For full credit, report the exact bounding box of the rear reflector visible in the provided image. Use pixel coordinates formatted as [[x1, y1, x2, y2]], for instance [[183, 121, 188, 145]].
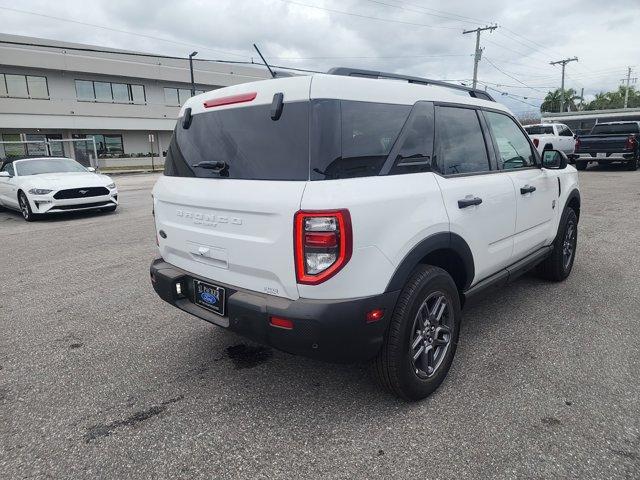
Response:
[[269, 316, 294, 330], [204, 92, 257, 109], [366, 309, 385, 323]]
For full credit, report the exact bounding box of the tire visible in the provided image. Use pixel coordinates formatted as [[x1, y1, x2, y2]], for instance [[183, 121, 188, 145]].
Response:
[[537, 208, 578, 282], [575, 161, 588, 171], [18, 192, 38, 222], [626, 158, 638, 171], [372, 265, 461, 401]]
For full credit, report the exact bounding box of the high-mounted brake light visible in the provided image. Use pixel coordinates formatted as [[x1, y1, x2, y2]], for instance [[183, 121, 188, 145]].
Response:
[[294, 210, 352, 285], [203, 92, 257, 109]]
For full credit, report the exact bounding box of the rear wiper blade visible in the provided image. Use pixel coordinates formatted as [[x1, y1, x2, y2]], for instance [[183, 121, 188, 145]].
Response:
[[192, 161, 228, 172]]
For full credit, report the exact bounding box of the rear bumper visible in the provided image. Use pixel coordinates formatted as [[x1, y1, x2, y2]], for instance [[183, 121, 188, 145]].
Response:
[[150, 258, 400, 363], [575, 153, 635, 162]]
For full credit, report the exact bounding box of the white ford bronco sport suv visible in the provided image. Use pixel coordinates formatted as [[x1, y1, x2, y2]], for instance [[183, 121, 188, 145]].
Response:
[[150, 68, 580, 400]]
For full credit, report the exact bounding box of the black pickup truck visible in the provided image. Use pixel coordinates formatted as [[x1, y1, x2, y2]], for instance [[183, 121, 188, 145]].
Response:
[[574, 121, 640, 171]]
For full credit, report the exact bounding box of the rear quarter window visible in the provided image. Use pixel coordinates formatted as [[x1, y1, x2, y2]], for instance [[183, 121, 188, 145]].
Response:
[[590, 123, 640, 135], [310, 100, 411, 180]]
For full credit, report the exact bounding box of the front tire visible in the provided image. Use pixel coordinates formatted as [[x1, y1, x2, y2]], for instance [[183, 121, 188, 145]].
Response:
[[18, 192, 38, 222], [537, 208, 578, 281], [575, 161, 588, 171], [372, 265, 461, 401], [626, 158, 638, 171]]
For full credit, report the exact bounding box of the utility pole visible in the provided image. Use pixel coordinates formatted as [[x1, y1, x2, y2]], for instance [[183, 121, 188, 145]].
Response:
[[463, 25, 498, 89], [579, 87, 584, 110], [550, 57, 578, 112], [620, 67, 637, 109]]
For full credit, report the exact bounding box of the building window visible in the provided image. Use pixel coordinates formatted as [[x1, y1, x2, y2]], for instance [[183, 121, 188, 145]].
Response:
[[74, 80, 146, 104], [0, 74, 49, 99], [1, 133, 26, 157], [26, 76, 49, 99], [72, 134, 124, 157], [164, 87, 206, 106]]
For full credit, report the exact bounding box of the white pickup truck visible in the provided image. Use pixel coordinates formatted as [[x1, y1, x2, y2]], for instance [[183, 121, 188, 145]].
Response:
[[524, 123, 575, 155]]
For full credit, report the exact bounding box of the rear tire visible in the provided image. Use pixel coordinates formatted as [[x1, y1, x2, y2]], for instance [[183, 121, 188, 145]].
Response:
[[537, 208, 578, 281], [575, 161, 588, 171], [372, 265, 461, 401], [626, 158, 638, 171], [18, 192, 38, 222]]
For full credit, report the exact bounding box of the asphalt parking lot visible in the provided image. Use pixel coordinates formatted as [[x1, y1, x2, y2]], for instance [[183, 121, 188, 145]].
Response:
[[1, 168, 638, 479]]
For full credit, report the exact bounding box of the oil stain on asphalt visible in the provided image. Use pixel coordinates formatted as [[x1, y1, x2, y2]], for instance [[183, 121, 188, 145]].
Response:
[[226, 344, 273, 369], [84, 395, 184, 443]]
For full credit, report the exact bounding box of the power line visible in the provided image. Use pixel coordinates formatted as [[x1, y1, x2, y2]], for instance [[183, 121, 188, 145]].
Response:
[[0, 5, 252, 59], [270, 53, 473, 60], [483, 56, 546, 93], [277, 0, 460, 29]]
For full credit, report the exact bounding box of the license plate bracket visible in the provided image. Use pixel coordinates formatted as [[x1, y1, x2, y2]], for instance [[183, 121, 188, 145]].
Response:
[[193, 279, 226, 317]]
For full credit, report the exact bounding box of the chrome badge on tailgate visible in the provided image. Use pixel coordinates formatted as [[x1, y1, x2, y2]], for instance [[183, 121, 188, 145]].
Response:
[[176, 209, 243, 227]]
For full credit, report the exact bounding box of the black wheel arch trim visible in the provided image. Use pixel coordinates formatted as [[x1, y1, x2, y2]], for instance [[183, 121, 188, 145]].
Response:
[[385, 232, 475, 293], [563, 188, 581, 221]]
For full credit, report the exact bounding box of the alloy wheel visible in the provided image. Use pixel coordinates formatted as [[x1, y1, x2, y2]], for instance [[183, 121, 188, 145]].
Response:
[[562, 220, 576, 270], [410, 291, 453, 378], [19, 195, 29, 220]]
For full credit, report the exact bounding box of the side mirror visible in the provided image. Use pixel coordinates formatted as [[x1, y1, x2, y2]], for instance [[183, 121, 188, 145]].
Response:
[[0, 171, 11, 178], [87, 167, 96, 172], [542, 149, 568, 170]]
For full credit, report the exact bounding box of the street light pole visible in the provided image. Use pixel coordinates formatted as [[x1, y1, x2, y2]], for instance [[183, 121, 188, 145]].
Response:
[[189, 51, 198, 96]]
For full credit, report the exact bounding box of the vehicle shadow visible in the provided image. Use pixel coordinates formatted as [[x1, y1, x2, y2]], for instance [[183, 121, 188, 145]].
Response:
[[0, 206, 117, 223], [168, 270, 552, 416], [579, 162, 635, 172]]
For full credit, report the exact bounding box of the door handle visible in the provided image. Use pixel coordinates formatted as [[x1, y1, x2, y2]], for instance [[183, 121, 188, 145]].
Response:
[[458, 196, 483, 208], [520, 185, 536, 194]]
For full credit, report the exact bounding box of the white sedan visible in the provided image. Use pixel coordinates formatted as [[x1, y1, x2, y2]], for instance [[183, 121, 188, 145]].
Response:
[[0, 157, 118, 221]]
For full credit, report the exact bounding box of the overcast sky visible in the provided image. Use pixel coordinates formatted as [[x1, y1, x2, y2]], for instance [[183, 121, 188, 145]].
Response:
[[2, 0, 639, 115]]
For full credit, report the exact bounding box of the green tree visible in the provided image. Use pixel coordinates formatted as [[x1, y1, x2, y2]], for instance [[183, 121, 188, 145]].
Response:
[[540, 88, 580, 113], [585, 86, 640, 110]]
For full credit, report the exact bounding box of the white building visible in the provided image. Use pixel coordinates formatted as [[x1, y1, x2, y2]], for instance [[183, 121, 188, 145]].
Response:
[[0, 33, 275, 167]]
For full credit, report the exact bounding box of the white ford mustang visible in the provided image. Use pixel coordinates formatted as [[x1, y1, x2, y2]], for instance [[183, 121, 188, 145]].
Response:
[[0, 157, 118, 221]]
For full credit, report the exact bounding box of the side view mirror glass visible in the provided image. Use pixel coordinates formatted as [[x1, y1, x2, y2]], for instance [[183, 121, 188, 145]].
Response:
[[0, 171, 11, 178], [87, 167, 96, 172], [542, 149, 568, 170]]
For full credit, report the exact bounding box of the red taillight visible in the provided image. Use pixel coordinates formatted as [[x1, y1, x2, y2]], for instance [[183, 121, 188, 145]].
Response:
[[204, 92, 257, 109], [625, 135, 637, 150], [269, 316, 294, 330], [294, 210, 352, 285], [575, 137, 581, 151], [532, 138, 539, 148]]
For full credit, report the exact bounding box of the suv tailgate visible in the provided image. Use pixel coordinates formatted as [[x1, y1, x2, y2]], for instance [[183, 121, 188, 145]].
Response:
[[153, 177, 305, 300]]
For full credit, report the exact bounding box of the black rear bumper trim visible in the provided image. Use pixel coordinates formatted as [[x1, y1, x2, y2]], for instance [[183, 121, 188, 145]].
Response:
[[150, 258, 400, 363]]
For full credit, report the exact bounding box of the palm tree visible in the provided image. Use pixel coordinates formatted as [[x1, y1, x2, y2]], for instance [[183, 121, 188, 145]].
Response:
[[540, 88, 579, 113]]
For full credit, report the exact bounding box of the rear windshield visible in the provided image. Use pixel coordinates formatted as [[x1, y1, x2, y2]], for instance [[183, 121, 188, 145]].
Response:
[[164, 99, 412, 181], [590, 123, 640, 135], [524, 125, 554, 135]]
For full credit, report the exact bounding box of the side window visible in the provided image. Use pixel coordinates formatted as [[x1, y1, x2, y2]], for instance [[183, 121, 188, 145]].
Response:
[[435, 106, 490, 175], [388, 101, 434, 175], [310, 100, 411, 180], [2, 163, 15, 176], [484, 111, 536, 169], [559, 125, 573, 137]]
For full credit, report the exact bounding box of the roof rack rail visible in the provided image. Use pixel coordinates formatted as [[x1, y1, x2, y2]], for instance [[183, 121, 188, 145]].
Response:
[[327, 67, 495, 102]]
